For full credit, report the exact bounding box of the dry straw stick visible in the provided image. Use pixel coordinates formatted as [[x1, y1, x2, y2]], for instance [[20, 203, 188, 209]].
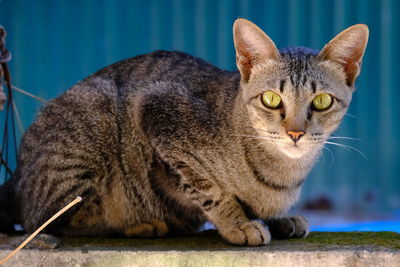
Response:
[[0, 196, 82, 265], [11, 86, 48, 104]]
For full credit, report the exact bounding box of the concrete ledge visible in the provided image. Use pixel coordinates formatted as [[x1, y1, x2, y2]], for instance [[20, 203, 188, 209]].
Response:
[[1, 231, 399, 267]]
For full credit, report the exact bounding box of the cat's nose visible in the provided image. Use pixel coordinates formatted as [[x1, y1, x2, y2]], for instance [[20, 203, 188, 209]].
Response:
[[286, 130, 305, 143]]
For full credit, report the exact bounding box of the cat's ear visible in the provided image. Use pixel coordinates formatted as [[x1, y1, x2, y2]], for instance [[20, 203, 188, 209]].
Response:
[[318, 24, 369, 87], [233, 18, 280, 82]]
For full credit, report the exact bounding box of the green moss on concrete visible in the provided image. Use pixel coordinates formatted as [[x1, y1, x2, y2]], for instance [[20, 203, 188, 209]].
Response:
[[60, 230, 231, 251], [288, 231, 400, 249], [57, 231, 400, 251]]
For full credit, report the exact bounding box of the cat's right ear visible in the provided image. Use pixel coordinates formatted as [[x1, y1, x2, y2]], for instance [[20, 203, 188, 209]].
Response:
[[317, 24, 369, 87], [233, 18, 280, 82]]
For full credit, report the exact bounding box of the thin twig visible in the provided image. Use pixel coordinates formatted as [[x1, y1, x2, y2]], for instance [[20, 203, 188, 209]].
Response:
[[0, 196, 82, 265], [12, 86, 48, 104], [12, 100, 24, 134]]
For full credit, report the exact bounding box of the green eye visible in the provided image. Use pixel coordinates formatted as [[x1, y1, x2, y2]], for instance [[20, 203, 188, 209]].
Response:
[[312, 93, 333, 111], [262, 91, 282, 109]]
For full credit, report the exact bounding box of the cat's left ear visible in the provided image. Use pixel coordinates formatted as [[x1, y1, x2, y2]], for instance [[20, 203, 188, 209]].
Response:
[[233, 18, 280, 82], [318, 24, 369, 87]]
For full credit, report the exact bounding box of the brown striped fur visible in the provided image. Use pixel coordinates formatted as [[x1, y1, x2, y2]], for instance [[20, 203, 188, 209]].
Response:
[[0, 19, 368, 245]]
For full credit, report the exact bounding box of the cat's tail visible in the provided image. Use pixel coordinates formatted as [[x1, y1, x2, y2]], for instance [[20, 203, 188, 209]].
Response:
[[0, 177, 19, 233]]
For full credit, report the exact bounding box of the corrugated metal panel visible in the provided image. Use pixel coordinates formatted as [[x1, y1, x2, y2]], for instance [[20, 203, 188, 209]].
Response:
[[0, 0, 399, 212]]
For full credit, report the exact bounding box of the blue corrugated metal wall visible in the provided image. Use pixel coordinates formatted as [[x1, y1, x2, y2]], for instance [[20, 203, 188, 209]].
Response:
[[0, 0, 399, 212]]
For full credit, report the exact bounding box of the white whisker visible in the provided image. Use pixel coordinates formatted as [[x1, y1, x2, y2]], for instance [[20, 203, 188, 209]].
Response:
[[254, 140, 281, 160], [230, 134, 268, 139], [327, 136, 361, 141], [325, 141, 351, 152], [237, 109, 278, 136], [314, 144, 335, 166], [324, 141, 368, 162], [254, 140, 281, 148], [344, 113, 358, 119], [230, 133, 282, 141]]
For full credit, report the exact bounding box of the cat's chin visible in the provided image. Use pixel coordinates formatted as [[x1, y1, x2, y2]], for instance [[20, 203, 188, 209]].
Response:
[[279, 145, 309, 159]]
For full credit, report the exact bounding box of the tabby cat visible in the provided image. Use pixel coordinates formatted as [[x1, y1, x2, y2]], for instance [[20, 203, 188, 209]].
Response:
[[0, 19, 368, 246]]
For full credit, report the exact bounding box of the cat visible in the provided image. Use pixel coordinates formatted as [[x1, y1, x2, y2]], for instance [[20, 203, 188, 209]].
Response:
[[0, 18, 368, 246]]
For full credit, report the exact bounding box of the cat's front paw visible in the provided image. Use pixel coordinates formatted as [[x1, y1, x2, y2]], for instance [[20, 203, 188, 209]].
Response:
[[266, 215, 309, 239], [219, 221, 271, 246]]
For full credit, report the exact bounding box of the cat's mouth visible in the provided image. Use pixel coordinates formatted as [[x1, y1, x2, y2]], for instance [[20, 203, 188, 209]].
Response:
[[279, 143, 309, 159]]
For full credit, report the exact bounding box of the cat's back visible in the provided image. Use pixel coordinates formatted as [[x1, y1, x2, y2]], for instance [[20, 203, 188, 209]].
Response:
[[17, 50, 236, 184], [19, 51, 234, 161], [81, 51, 237, 105], [78, 50, 239, 141], [93, 50, 229, 84]]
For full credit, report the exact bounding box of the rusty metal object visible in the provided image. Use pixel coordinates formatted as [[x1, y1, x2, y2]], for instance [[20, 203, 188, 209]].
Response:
[[0, 26, 12, 110], [0, 26, 15, 179], [0, 66, 4, 109]]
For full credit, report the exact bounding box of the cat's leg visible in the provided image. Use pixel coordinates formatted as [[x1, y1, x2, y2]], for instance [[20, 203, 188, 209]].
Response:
[[15, 184, 90, 249], [139, 89, 269, 246], [265, 215, 309, 239], [160, 157, 270, 246], [17, 153, 107, 236], [184, 167, 269, 245]]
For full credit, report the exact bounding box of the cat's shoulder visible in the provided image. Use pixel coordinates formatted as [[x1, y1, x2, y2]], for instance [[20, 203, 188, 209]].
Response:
[[136, 50, 214, 66], [94, 50, 226, 79], [73, 50, 235, 100]]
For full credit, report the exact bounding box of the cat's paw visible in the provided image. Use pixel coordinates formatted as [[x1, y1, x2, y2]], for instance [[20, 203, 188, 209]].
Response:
[[124, 220, 169, 238], [220, 221, 271, 246], [265, 215, 309, 239], [290, 216, 309, 238]]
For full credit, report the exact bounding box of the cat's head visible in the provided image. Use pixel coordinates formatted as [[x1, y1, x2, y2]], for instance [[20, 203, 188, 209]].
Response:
[[233, 18, 368, 159]]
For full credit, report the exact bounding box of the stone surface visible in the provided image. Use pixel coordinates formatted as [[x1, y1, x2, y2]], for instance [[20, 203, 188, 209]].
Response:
[[10, 233, 61, 249], [0, 231, 399, 267]]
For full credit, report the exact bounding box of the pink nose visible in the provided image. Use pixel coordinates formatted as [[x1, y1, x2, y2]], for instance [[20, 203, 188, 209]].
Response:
[[286, 130, 305, 143]]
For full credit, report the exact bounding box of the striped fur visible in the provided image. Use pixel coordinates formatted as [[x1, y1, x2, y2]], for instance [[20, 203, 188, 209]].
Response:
[[0, 19, 368, 246]]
